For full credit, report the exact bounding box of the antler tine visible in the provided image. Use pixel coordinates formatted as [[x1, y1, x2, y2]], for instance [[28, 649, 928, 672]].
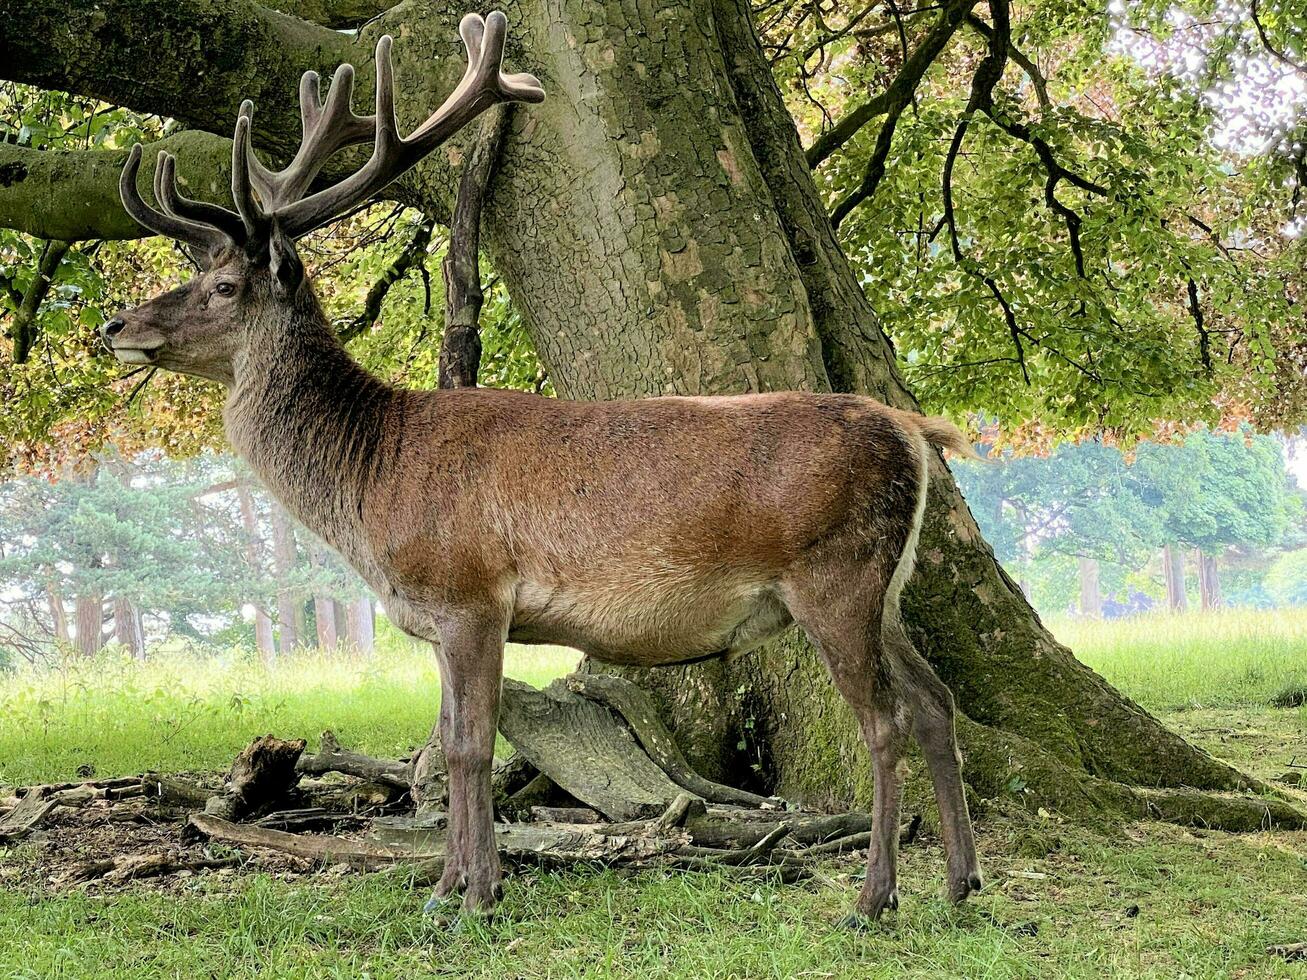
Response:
[[238, 63, 379, 215], [119, 144, 234, 254], [154, 152, 248, 243], [275, 11, 545, 239], [231, 113, 276, 245]]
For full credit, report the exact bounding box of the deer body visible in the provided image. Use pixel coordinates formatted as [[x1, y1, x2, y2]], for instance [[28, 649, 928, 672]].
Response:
[[102, 11, 980, 925]]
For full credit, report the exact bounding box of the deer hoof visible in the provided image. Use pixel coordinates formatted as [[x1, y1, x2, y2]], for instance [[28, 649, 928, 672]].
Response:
[[947, 870, 983, 904]]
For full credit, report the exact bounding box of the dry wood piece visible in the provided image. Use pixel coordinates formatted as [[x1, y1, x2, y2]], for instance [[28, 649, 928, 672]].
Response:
[[531, 806, 601, 824], [206, 734, 307, 821], [498, 678, 695, 821], [0, 788, 57, 841], [1268, 942, 1307, 962], [190, 813, 405, 869], [141, 773, 213, 809], [254, 808, 363, 832], [298, 730, 410, 790], [680, 807, 872, 850], [56, 851, 241, 887], [370, 815, 692, 867], [567, 673, 770, 808]]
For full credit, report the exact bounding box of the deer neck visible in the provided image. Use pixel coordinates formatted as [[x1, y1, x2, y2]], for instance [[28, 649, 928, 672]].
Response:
[[223, 302, 397, 559]]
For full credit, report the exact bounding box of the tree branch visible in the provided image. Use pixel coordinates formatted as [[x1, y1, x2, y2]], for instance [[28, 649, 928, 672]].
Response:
[[439, 105, 511, 389], [6, 239, 70, 363], [0, 131, 235, 241], [983, 105, 1107, 278], [1250, 0, 1306, 75], [808, 0, 975, 172], [1187, 277, 1213, 374], [337, 214, 436, 342], [0, 0, 355, 158], [964, 12, 1049, 110]]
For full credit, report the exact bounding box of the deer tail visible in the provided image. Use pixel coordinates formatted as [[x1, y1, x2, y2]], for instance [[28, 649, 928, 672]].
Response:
[[904, 413, 979, 460]]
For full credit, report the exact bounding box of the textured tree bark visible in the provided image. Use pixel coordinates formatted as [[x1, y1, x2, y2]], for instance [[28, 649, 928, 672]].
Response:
[[0, 0, 1269, 821], [112, 596, 146, 659], [1162, 544, 1188, 613], [73, 593, 104, 658]]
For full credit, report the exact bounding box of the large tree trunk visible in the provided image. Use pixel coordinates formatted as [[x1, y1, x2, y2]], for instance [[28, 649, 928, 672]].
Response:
[[345, 597, 375, 655], [1162, 544, 1188, 613], [461, 0, 1253, 817], [308, 545, 339, 652], [1197, 551, 1223, 611], [73, 593, 104, 658], [112, 596, 146, 659], [236, 483, 277, 664]]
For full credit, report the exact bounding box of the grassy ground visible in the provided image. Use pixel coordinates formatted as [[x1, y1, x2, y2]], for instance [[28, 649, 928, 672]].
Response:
[[2, 612, 1306, 978], [0, 637, 580, 786], [1050, 608, 1307, 711]]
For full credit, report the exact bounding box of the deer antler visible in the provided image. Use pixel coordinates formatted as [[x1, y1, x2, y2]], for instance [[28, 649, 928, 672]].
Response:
[[119, 11, 544, 253]]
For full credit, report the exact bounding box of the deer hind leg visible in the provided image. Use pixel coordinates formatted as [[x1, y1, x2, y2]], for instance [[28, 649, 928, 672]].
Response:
[[784, 570, 909, 923], [885, 618, 982, 902], [425, 609, 506, 919]]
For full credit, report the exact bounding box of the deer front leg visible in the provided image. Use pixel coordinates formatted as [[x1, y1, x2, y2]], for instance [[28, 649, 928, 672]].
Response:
[[425, 610, 505, 920]]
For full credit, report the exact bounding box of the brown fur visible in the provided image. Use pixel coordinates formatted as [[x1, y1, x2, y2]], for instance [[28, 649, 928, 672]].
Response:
[[103, 268, 980, 922], [99, 19, 979, 917]]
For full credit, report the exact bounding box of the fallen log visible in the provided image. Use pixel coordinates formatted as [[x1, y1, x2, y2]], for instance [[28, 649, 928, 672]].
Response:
[[189, 813, 404, 869], [254, 808, 364, 832], [297, 731, 410, 790], [206, 735, 307, 821], [141, 773, 213, 810], [56, 851, 241, 887], [0, 788, 57, 842]]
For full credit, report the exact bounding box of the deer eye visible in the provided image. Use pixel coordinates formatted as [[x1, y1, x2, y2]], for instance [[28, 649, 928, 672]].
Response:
[[213, 281, 236, 297]]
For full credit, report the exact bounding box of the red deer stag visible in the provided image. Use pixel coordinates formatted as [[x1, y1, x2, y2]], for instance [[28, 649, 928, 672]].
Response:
[[100, 10, 981, 925]]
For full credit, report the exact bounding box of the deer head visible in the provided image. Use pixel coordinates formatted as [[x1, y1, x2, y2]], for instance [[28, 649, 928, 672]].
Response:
[[100, 11, 544, 384]]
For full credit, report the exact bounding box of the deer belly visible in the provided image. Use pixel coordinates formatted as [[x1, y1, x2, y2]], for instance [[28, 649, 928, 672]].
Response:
[[509, 576, 792, 666]]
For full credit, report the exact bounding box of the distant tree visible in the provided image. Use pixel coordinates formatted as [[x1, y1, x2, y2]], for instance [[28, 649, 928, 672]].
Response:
[[1135, 430, 1294, 608], [1267, 549, 1307, 607], [957, 442, 1162, 615]]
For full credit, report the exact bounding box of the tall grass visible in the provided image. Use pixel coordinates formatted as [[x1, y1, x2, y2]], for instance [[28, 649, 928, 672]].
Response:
[[0, 638, 578, 786], [1051, 607, 1307, 711], [4, 609, 1306, 785]]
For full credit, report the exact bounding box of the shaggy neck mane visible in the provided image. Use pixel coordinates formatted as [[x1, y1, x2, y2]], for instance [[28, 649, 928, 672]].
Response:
[[224, 287, 398, 552]]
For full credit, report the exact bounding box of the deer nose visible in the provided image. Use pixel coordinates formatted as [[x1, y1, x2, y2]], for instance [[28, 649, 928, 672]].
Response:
[[101, 318, 126, 341]]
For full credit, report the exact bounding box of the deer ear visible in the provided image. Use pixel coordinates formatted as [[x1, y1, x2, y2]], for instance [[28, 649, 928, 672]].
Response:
[[268, 222, 304, 298]]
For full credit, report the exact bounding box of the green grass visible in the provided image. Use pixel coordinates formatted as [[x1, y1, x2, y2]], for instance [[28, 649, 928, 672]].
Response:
[[1050, 607, 1307, 711], [3, 612, 1307, 978], [2, 815, 1306, 978], [0, 638, 579, 786]]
